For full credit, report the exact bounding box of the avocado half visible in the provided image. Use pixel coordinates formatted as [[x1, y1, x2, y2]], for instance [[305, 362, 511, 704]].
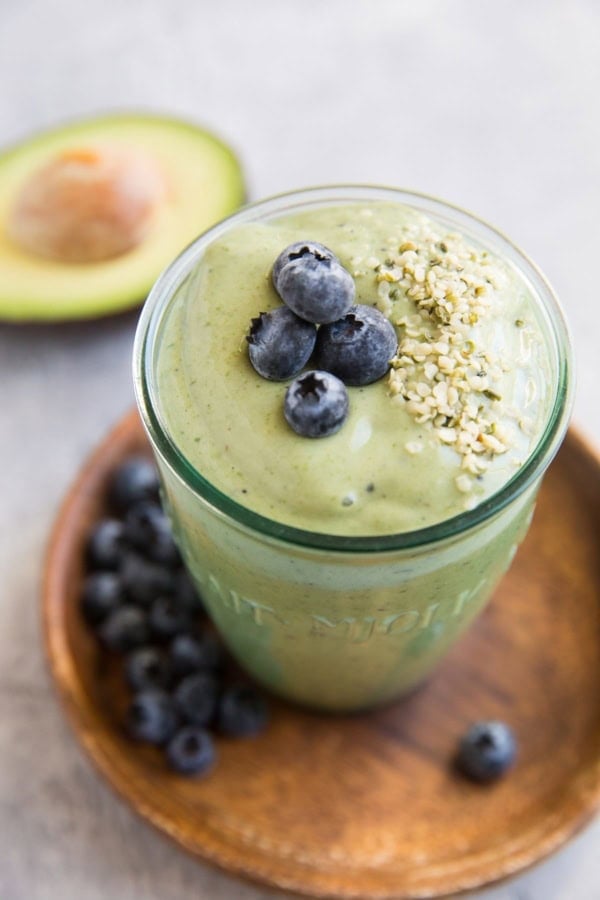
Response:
[[0, 113, 245, 321]]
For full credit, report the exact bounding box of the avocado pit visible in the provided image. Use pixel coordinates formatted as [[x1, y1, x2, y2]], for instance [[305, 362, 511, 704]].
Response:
[[8, 144, 166, 263]]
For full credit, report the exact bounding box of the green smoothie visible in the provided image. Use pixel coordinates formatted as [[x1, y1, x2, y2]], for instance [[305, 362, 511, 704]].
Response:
[[137, 189, 571, 710], [156, 202, 551, 535]]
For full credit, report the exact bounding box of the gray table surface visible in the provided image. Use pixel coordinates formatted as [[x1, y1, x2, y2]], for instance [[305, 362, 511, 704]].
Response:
[[1, 2, 599, 898]]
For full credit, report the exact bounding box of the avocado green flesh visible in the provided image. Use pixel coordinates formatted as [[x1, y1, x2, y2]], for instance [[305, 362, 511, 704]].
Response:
[[0, 114, 245, 321]]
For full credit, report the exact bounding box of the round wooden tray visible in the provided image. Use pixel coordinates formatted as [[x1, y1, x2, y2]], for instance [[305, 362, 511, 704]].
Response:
[[43, 410, 600, 899]]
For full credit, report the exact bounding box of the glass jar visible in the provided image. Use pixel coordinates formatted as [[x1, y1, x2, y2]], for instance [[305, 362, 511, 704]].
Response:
[[134, 186, 574, 711]]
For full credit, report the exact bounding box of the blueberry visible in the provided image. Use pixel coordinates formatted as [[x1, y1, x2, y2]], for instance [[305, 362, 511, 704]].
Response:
[[174, 672, 219, 726], [148, 530, 181, 568], [284, 370, 349, 438], [246, 307, 317, 381], [173, 569, 205, 615], [166, 726, 216, 775], [120, 551, 175, 607], [217, 685, 268, 738], [126, 689, 178, 745], [123, 502, 180, 567], [272, 240, 335, 292], [149, 595, 193, 641], [86, 519, 126, 571], [277, 255, 355, 324], [100, 605, 150, 653], [169, 632, 223, 680], [456, 721, 517, 782], [125, 646, 171, 691], [110, 457, 160, 514], [81, 572, 125, 627], [314, 304, 398, 386]]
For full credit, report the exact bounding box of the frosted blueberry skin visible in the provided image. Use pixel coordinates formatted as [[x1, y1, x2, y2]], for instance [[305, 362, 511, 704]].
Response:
[[166, 726, 216, 775], [109, 457, 160, 513], [272, 240, 335, 292], [123, 502, 181, 567], [456, 721, 517, 782], [277, 255, 355, 324], [284, 370, 349, 438], [174, 672, 219, 726], [99, 605, 150, 652], [126, 689, 179, 745], [86, 519, 126, 571], [125, 646, 171, 691], [169, 632, 223, 679], [81, 571, 125, 626], [314, 304, 398, 386], [217, 685, 269, 737], [246, 307, 317, 381]]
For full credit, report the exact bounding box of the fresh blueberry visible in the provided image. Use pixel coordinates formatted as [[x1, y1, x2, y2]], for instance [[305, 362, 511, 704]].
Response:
[[456, 721, 517, 782], [174, 672, 219, 726], [123, 502, 180, 568], [277, 255, 355, 324], [169, 632, 223, 680], [119, 551, 175, 607], [314, 304, 398, 386], [148, 530, 181, 568], [124, 646, 171, 691], [110, 457, 160, 514], [149, 595, 193, 641], [166, 726, 216, 775], [126, 689, 178, 745], [246, 307, 317, 381], [173, 569, 205, 615], [81, 572, 125, 627], [272, 240, 336, 292], [86, 519, 126, 571], [284, 370, 349, 438], [217, 685, 268, 738], [99, 605, 150, 653]]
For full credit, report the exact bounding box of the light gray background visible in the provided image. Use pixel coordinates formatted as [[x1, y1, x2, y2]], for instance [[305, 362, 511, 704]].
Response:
[[1, 2, 598, 898]]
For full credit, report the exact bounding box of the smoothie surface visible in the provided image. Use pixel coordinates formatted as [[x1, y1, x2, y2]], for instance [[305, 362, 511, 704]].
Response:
[[154, 201, 553, 535]]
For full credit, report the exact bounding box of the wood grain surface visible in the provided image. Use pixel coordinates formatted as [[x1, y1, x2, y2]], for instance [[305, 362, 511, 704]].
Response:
[[42, 410, 600, 900]]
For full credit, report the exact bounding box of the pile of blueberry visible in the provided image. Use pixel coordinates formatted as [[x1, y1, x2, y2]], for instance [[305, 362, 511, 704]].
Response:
[[81, 457, 268, 775], [246, 241, 398, 438]]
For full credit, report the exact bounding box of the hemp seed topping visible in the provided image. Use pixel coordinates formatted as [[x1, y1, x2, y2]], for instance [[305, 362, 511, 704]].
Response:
[[375, 219, 520, 497]]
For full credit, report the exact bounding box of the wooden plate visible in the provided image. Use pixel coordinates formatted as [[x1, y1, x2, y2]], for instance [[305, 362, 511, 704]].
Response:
[[43, 411, 600, 899]]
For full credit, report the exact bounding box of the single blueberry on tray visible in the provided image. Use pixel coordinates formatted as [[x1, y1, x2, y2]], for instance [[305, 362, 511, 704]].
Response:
[[217, 685, 269, 737], [246, 307, 317, 381], [166, 725, 216, 775], [109, 457, 160, 513], [81, 571, 125, 626], [284, 370, 349, 438], [277, 254, 355, 324], [125, 646, 172, 691], [272, 240, 335, 292], [86, 519, 126, 571], [126, 689, 179, 745], [456, 720, 517, 782], [314, 304, 398, 386]]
